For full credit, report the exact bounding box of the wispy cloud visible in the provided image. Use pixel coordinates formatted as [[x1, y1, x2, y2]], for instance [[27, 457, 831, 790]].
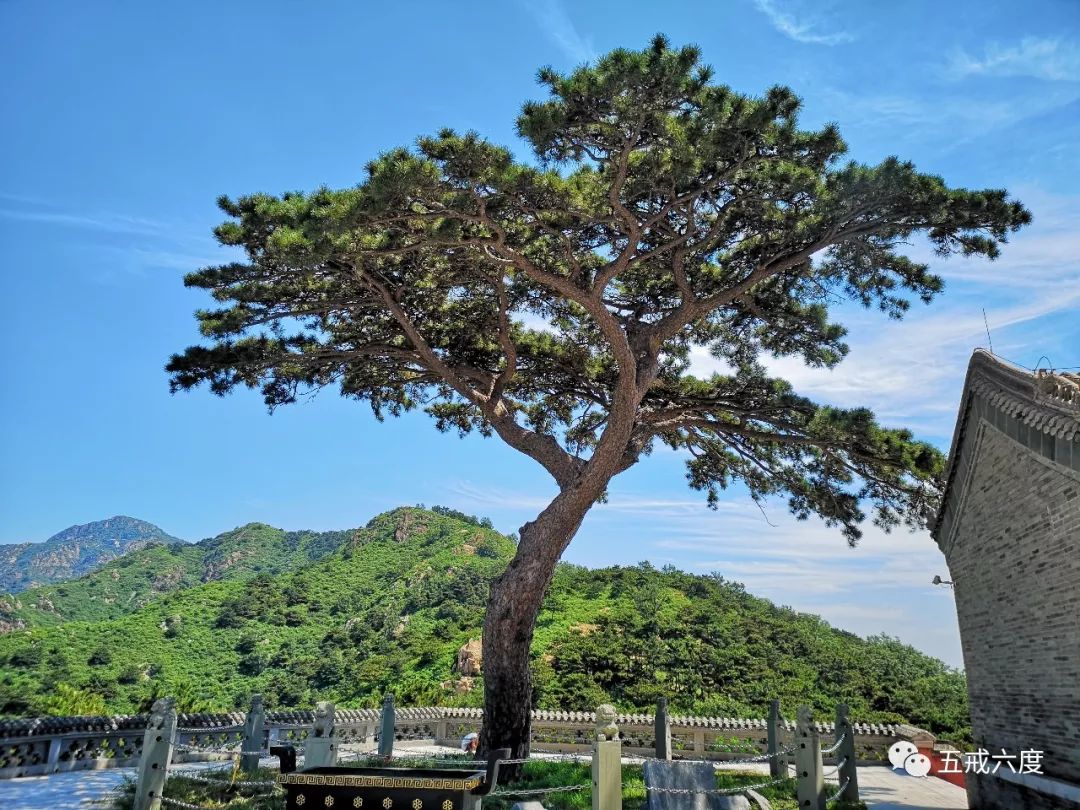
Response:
[[751, 0, 854, 46], [647, 505, 962, 662], [520, 0, 597, 65], [0, 206, 175, 237], [447, 476, 964, 664], [688, 190, 1080, 437], [449, 480, 745, 516], [948, 37, 1080, 82], [0, 193, 222, 284], [0, 192, 211, 242], [815, 84, 1080, 144]]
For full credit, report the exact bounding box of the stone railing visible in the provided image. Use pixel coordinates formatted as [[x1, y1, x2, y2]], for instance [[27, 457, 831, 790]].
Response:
[[422, 706, 915, 764], [0, 702, 928, 779]]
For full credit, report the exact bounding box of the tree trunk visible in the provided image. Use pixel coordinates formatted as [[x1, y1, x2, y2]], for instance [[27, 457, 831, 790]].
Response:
[[478, 492, 593, 763]]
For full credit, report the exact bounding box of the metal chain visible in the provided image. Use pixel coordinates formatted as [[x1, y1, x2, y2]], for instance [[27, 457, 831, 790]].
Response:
[[172, 742, 266, 757], [823, 756, 849, 778], [722, 744, 797, 765], [173, 743, 233, 755], [822, 732, 846, 755], [622, 744, 795, 766], [160, 797, 217, 810], [177, 724, 244, 734], [492, 784, 589, 797], [170, 768, 279, 790], [826, 777, 851, 804], [645, 774, 790, 796]]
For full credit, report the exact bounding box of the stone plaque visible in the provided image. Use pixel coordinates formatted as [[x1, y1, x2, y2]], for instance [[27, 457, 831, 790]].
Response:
[[643, 760, 750, 810]]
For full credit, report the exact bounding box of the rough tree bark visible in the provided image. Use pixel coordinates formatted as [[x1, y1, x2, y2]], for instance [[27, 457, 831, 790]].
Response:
[[478, 484, 608, 761]]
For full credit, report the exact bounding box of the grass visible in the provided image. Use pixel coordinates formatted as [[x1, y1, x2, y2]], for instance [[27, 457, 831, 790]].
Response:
[[105, 757, 864, 810], [104, 765, 285, 810]]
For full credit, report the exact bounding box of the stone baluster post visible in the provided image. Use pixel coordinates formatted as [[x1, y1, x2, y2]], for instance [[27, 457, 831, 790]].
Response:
[[834, 704, 859, 804], [378, 693, 395, 757], [46, 736, 63, 773], [240, 694, 265, 774], [134, 697, 177, 810], [306, 701, 338, 767], [592, 705, 622, 810], [654, 697, 671, 761], [435, 709, 449, 747], [767, 699, 783, 778], [794, 706, 825, 810]]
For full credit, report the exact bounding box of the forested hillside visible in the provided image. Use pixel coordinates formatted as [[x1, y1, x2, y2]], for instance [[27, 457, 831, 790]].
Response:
[[0, 507, 970, 743], [0, 524, 356, 630], [0, 517, 180, 594]]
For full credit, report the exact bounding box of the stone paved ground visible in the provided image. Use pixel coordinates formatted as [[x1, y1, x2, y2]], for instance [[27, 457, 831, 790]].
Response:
[[853, 766, 968, 809], [0, 758, 277, 810], [0, 747, 968, 809]]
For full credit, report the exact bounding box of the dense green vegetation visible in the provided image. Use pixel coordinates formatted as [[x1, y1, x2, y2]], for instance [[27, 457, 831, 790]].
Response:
[[0, 507, 970, 744], [0, 516, 180, 594], [0, 523, 359, 629]]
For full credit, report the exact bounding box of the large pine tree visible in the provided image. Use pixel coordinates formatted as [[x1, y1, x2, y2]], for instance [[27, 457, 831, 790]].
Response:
[[168, 36, 1030, 757]]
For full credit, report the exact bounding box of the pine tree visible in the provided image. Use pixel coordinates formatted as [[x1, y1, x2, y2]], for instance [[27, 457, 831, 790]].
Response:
[[167, 36, 1030, 758]]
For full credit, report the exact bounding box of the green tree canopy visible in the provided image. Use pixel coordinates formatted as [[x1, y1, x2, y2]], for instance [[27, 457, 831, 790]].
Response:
[[168, 36, 1029, 755]]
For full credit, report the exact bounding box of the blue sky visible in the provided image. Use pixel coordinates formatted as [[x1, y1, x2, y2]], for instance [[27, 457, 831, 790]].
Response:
[[2, 0, 1078, 668]]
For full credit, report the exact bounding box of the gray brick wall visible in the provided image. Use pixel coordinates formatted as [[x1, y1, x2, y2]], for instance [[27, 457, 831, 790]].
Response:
[[943, 413, 1080, 810]]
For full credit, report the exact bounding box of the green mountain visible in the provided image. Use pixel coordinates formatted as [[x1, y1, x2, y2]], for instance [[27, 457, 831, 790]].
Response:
[[0, 517, 181, 595], [0, 523, 357, 632], [0, 507, 971, 744]]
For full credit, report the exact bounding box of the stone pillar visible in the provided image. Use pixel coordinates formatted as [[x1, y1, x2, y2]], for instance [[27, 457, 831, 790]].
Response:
[[592, 705, 622, 810], [794, 706, 825, 810], [377, 693, 395, 757], [240, 694, 265, 774], [834, 704, 859, 804], [767, 699, 782, 778], [654, 697, 671, 761], [134, 697, 177, 810], [46, 736, 63, 772], [693, 730, 705, 755], [306, 701, 338, 768]]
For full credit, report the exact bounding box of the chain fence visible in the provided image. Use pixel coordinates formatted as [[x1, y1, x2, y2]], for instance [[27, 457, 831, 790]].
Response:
[[823, 756, 849, 778], [620, 743, 796, 768], [160, 797, 217, 810], [492, 783, 590, 797], [154, 721, 841, 808], [827, 776, 851, 804], [176, 724, 243, 734], [822, 731, 847, 755], [642, 774, 791, 796], [171, 767, 278, 790]]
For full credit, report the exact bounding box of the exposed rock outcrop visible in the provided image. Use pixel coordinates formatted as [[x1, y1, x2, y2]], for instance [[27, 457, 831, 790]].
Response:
[[455, 638, 483, 676]]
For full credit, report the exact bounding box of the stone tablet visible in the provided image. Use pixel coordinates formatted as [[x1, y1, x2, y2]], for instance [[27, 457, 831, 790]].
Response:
[[643, 760, 751, 810]]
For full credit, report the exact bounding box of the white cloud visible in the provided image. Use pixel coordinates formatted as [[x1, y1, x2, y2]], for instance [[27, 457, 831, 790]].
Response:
[[686, 191, 1080, 437], [546, 484, 962, 664], [751, 0, 854, 46], [948, 37, 1080, 82], [0, 206, 174, 237], [444, 463, 965, 663], [520, 0, 597, 65], [814, 84, 1080, 143], [449, 480, 744, 516]]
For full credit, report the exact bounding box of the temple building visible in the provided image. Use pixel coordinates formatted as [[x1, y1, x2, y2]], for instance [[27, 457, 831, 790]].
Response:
[[933, 349, 1080, 809]]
